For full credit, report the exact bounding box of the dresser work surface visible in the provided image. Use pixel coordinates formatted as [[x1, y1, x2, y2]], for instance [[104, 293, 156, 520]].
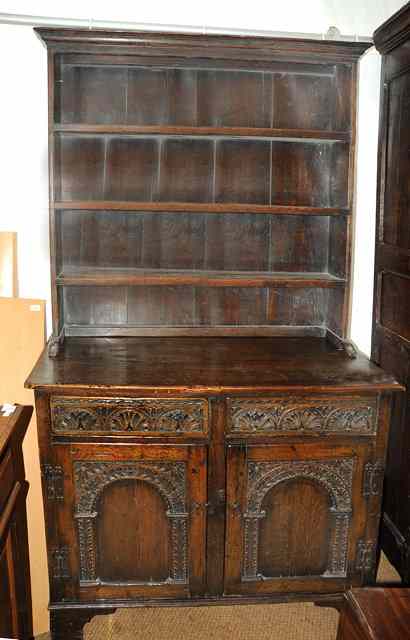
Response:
[[27, 336, 398, 392]]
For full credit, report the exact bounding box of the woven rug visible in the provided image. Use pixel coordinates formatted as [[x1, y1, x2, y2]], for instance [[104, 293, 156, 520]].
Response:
[[37, 554, 400, 639]]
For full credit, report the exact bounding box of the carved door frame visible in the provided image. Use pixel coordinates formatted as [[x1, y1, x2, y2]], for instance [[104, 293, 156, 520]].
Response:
[[54, 443, 207, 601], [224, 442, 369, 595]]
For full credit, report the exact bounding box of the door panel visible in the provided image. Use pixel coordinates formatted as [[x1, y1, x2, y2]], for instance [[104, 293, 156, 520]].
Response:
[[258, 479, 331, 578], [224, 442, 369, 595], [97, 479, 170, 582], [54, 443, 207, 600]]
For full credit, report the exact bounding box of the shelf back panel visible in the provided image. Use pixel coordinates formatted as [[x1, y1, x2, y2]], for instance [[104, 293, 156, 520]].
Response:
[[55, 57, 352, 133]]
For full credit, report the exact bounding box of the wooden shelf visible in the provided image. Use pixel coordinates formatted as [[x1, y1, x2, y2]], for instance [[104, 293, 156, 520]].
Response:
[[63, 325, 327, 338], [53, 124, 350, 142], [57, 268, 346, 288], [53, 201, 350, 216]]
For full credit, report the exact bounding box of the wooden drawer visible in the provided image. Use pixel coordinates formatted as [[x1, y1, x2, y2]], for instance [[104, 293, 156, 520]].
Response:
[[50, 396, 208, 437], [226, 396, 377, 437], [0, 449, 14, 513]]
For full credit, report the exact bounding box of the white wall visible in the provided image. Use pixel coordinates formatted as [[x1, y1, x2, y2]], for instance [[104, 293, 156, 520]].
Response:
[[0, 0, 406, 354]]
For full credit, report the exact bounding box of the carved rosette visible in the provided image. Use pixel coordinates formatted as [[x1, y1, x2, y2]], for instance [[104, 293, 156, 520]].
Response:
[[228, 397, 376, 436], [242, 458, 354, 581], [73, 460, 188, 586], [51, 397, 207, 435]]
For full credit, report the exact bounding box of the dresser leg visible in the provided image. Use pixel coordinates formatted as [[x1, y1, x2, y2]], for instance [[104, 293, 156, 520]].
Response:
[[50, 607, 116, 640]]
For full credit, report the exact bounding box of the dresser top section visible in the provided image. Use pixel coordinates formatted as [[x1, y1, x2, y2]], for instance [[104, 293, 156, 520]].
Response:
[[25, 337, 400, 393]]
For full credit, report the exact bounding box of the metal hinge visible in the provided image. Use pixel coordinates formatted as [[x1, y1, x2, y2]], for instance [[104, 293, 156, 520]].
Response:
[[355, 539, 376, 572], [42, 464, 64, 501], [362, 461, 384, 498]]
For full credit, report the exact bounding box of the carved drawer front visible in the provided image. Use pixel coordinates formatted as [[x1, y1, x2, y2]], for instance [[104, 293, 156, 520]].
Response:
[[227, 396, 377, 437], [50, 396, 208, 436]]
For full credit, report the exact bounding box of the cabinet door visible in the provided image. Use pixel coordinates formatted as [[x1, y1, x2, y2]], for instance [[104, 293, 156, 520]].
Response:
[[224, 442, 369, 595], [51, 443, 206, 601]]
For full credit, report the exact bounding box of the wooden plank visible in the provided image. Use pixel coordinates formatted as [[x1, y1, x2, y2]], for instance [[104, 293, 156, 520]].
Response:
[[53, 124, 351, 141], [53, 200, 350, 215], [56, 267, 346, 288]]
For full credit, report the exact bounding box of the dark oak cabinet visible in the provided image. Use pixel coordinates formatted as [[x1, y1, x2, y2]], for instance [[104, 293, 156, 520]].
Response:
[[27, 26, 403, 639], [27, 338, 401, 639]]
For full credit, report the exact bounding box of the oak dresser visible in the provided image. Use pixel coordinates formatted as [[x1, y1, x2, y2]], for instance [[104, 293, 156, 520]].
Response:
[[26, 27, 403, 639]]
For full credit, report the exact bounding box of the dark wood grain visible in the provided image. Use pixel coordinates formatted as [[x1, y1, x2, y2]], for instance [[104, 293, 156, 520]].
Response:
[[159, 138, 213, 203], [57, 135, 105, 200], [271, 141, 349, 208], [97, 480, 170, 582], [54, 124, 351, 140], [54, 201, 349, 214], [215, 139, 270, 204], [372, 3, 410, 583], [272, 72, 335, 131], [337, 588, 410, 639], [105, 138, 158, 201], [25, 336, 400, 392], [258, 480, 331, 576]]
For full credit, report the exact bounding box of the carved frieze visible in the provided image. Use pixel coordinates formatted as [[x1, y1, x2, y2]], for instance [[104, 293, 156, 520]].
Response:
[[50, 396, 207, 435], [242, 458, 355, 581], [228, 397, 377, 436], [72, 459, 188, 585]]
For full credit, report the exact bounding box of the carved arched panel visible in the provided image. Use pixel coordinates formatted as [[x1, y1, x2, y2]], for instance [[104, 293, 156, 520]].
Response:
[[242, 458, 354, 581], [73, 460, 188, 585]]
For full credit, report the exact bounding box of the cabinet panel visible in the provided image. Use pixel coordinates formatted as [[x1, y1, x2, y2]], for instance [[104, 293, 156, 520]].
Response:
[[383, 72, 410, 250], [224, 442, 369, 595], [52, 443, 207, 600]]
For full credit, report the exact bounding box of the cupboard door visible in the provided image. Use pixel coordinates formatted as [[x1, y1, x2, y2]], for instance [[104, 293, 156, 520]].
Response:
[[224, 442, 369, 595], [52, 444, 206, 601]]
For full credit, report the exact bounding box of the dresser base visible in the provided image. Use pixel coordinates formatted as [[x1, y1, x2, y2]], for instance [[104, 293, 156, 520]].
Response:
[[50, 593, 345, 640]]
